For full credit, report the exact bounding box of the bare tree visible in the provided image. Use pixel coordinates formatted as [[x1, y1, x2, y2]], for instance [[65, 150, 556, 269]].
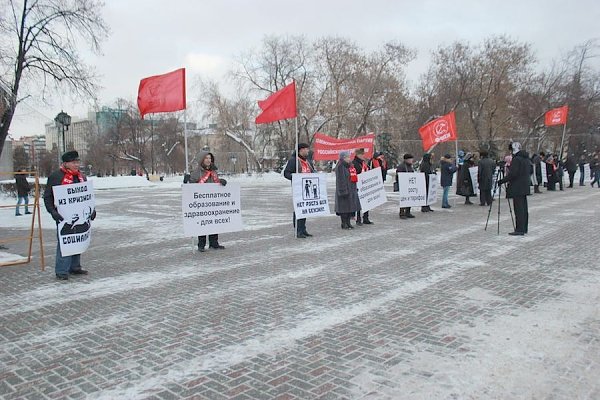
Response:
[[0, 0, 108, 156]]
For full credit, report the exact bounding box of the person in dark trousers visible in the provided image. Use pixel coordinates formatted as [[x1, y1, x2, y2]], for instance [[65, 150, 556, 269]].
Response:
[[477, 150, 495, 206], [335, 151, 360, 229], [44, 151, 96, 280], [578, 154, 587, 186], [545, 154, 557, 191], [284, 143, 316, 238], [457, 153, 475, 204], [565, 154, 577, 188], [397, 153, 416, 219], [440, 154, 457, 208], [15, 169, 32, 216], [555, 155, 564, 191], [590, 154, 600, 188], [531, 153, 544, 193], [498, 142, 530, 236], [371, 152, 388, 182], [189, 151, 227, 252], [352, 148, 373, 225], [419, 153, 435, 212]]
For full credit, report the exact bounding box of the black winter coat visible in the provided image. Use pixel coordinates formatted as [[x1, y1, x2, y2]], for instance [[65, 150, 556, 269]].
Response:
[[456, 160, 475, 197], [283, 152, 315, 181], [439, 160, 457, 187], [477, 157, 496, 190], [43, 169, 84, 215], [501, 150, 531, 198], [15, 174, 30, 196], [335, 160, 360, 214], [532, 154, 543, 184]]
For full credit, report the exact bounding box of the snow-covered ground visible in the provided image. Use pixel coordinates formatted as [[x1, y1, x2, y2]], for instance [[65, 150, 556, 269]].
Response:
[[0, 171, 599, 399]]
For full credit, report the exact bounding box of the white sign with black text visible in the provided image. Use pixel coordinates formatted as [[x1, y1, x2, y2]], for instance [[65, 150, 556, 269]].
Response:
[[397, 172, 427, 207], [357, 167, 387, 211], [182, 183, 244, 236], [53, 181, 95, 257], [427, 174, 439, 205], [292, 173, 331, 218]]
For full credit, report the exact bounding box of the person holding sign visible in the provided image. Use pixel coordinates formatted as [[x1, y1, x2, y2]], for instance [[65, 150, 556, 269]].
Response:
[[335, 151, 360, 229], [189, 151, 228, 252], [44, 151, 96, 280], [419, 153, 435, 213], [396, 154, 416, 219], [371, 152, 388, 182], [284, 143, 316, 238], [456, 153, 476, 205], [352, 149, 373, 225]]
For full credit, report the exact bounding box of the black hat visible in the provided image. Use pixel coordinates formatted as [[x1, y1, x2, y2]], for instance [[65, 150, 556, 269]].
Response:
[[444, 153, 452, 158], [298, 143, 310, 151], [62, 151, 80, 163], [403, 153, 414, 160]]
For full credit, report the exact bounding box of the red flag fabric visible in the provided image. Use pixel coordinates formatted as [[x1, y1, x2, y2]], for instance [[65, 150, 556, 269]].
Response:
[[137, 68, 186, 118], [418, 111, 458, 152], [544, 105, 568, 126], [312, 133, 375, 161], [255, 82, 297, 124]]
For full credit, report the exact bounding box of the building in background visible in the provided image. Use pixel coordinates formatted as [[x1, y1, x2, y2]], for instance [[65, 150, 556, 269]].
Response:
[[45, 112, 96, 159], [12, 135, 46, 171], [0, 139, 14, 177]]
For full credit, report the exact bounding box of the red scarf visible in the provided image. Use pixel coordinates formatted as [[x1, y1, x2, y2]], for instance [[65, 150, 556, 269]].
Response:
[[198, 169, 219, 183], [60, 166, 85, 185], [372, 158, 380, 169], [361, 160, 369, 172], [299, 157, 312, 173], [349, 165, 358, 183]]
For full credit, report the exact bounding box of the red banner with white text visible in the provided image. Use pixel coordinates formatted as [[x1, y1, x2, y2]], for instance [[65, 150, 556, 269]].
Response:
[[312, 133, 375, 161]]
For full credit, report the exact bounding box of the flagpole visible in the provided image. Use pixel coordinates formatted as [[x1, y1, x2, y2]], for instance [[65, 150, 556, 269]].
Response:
[[294, 113, 299, 239], [453, 139, 459, 207], [184, 109, 189, 174], [559, 120, 567, 161]]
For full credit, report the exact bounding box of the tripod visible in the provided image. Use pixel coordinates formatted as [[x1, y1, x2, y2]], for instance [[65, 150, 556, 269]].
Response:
[[484, 167, 515, 234]]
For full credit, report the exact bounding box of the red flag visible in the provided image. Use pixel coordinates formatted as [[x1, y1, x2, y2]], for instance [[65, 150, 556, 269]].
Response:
[[544, 105, 568, 126], [255, 81, 297, 124], [418, 111, 458, 152], [312, 133, 375, 161], [137, 68, 186, 118]]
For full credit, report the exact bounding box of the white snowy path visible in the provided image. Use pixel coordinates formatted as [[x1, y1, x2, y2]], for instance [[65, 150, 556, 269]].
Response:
[[0, 175, 599, 400]]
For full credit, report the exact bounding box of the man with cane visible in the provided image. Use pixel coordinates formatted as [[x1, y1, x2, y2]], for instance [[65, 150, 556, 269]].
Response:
[[498, 142, 530, 236]]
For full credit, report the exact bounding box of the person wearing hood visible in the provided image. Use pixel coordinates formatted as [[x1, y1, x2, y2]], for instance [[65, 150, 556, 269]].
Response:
[[456, 152, 475, 205], [439, 154, 457, 208], [419, 153, 435, 212], [352, 148, 373, 225], [283, 143, 316, 238], [335, 151, 360, 229], [498, 142, 530, 236], [477, 150, 495, 206], [189, 151, 228, 252], [397, 153, 416, 219]]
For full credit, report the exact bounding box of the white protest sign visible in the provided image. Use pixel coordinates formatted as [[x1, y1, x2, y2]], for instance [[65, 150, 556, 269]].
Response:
[[357, 167, 387, 212], [53, 181, 95, 257], [182, 183, 243, 236], [541, 163, 548, 184], [468, 166, 479, 195], [427, 174, 439, 205], [292, 173, 331, 218], [397, 172, 427, 207]]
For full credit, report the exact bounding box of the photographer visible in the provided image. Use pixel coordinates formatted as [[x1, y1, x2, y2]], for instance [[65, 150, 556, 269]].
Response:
[[498, 142, 530, 236]]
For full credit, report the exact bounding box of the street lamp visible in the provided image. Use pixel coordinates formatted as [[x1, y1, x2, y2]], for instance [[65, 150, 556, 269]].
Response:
[[230, 153, 237, 174], [54, 111, 72, 155]]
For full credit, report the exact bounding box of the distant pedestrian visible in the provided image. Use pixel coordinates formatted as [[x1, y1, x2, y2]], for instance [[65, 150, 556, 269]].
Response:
[[15, 169, 32, 216], [578, 154, 586, 186], [335, 151, 360, 229], [545, 154, 557, 191], [457, 153, 475, 205], [555, 155, 564, 191], [565, 154, 577, 188], [439, 154, 457, 209], [371, 152, 388, 182], [531, 153, 543, 193], [419, 153, 435, 212], [352, 149, 373, 225], [590, 154, 600, 188], [284, 143, 316, 238], [477, 151, 495, 206]]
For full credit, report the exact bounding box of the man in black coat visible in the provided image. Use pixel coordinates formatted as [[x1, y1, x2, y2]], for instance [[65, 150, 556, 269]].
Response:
[[477, 151, 495, 206], [565, 154, 578, 188], [15, 169, 32, 216], [284, 143, 316, 238], [531, 153, 543, 193], [439, 154, 457, 208], [498, 142, 530, 236], [396, 154, 416, 219], [419, 153, 435, 212], [44, 151, 96, 280]]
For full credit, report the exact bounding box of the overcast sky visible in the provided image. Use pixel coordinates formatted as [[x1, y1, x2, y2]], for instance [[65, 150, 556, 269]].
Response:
[[9, 0, 600, 138]]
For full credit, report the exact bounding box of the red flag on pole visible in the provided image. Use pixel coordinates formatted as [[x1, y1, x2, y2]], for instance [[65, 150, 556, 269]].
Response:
[[137, 68, 186, 118], [418, 111, 458, 152], [544, 105, 568, 126], [255, 81, 297, 124]]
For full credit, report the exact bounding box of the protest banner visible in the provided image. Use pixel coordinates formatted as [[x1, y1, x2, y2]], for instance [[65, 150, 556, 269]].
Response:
[[427, 174, 439, 205], [397, 172, 427, 207], [182, 183, 243, 236], [53, 181, 95, 257], [312, 133, 375, 161], [541, 164, 548, 184], [357, 167, 387, 211], [292, 173, 331, 218], [469, 166, 479, 195]]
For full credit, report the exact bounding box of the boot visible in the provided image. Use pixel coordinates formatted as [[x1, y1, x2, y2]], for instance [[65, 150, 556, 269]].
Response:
[[399, 209, 407, 220], [534, 185, 541, 194], [356, 214, 363, 226], [346, 215, 355, 229]]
